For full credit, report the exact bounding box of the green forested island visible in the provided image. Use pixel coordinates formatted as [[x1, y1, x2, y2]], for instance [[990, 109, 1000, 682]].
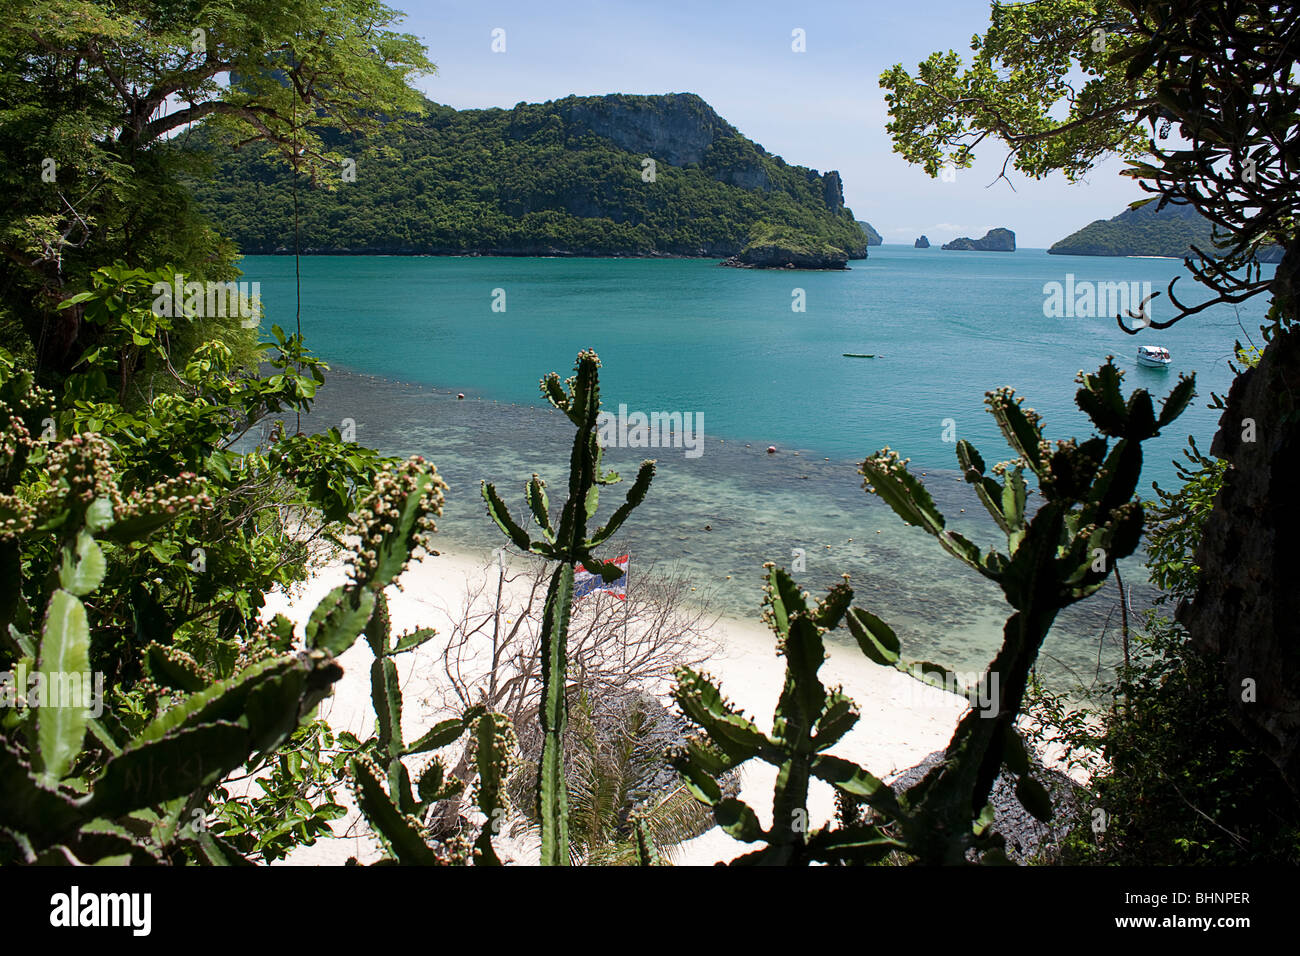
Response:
[[188, 93, 868, 262], [1049, 200, 1284, 260]]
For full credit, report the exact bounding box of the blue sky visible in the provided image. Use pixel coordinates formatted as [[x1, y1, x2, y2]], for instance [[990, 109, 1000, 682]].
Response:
[[393, 1, 1146, 249]]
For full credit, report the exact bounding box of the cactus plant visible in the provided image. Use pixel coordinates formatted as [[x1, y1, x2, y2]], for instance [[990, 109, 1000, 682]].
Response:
[[853, 361, 1193, 863], [481, 349, 655, 865], [0, 362, 448, 865], [344, 580, 519, 865], [672, 566, 907, 865], [672, 361, 1194, 864]]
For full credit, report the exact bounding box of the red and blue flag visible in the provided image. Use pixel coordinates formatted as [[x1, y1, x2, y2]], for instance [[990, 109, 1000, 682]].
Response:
[[573, 554, 629, 602]]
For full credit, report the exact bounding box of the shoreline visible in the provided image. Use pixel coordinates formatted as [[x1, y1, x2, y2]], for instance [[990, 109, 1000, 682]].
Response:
[[262, 541, 971, 865]]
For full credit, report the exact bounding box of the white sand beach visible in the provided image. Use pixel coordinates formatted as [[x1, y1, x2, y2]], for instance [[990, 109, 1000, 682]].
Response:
[[261, 546, 971, 866]]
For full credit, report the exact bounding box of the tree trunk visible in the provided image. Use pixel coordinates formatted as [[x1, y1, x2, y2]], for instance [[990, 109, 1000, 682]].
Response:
[[1179, 242, 1300, 795]]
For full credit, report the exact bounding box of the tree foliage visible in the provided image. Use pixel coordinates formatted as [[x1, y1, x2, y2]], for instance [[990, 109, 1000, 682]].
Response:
[[0, 0, 433, 373], [882, 0, 1297, 329]]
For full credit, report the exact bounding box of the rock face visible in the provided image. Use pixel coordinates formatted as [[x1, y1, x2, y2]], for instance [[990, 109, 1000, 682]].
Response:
[[1181, 317, 1300, 795], [856, 220, 883, 245], [715, 163, 770, 191], [564, 92, 733, 167], [890, 751, 1085, 864], [942, 228, 1016, 251], [915, 235, 930, 248], [822, 170, 845, 212]]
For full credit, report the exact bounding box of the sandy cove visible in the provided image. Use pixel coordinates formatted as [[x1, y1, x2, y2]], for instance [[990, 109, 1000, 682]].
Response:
[[261, 545, 969, 866]]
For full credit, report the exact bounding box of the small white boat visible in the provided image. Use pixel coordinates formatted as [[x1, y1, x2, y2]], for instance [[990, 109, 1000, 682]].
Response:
[[1136, 345, 1171, 368]]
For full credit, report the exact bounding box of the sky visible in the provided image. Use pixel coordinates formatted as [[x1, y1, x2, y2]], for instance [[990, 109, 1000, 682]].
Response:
[[389, 0, 1150, 249]]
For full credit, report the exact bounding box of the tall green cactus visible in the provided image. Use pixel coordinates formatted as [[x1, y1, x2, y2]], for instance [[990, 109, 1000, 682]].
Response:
[[673, 360, 1195, 864], [854, 360, 1193, 863], [481, 350, 655, 865]]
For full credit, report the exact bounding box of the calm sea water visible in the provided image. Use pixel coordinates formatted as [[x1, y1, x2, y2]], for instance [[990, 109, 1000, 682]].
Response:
[[239, 247, 1273, 687]]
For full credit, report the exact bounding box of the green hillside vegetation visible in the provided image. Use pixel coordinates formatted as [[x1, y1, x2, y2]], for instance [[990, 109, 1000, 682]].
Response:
[[187, 93, 867, 260], [1050, 201, 1284, 260]]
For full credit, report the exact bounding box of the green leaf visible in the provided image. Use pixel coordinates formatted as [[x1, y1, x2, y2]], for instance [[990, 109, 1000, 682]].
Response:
[[1002, 725, 1029, 776], [59, 530, 106, 597], [350, 756, 438, 865], [367, 472, 437, 586], [137, 655, 293, 743], [1075, 363, 1128, 437], [811, 753, 900, 818], [84, 498, 115, 533], [144, 644, 209, 693], [481, 481, 534, 552], [525, 474, 553, 536], [307, 586, 376, 657], [589, 460, 656, 546], [404, 715, 473, 756], [1157, 374, 1196, 428], [861, 455, 947, 533], [987, 398, 1045, 471], [390, 627, 437, 654], [713, 797, 764, 843], [0, 739, 83, 840], [538, 563, 574, 866], [372, 658, 402, 756], [35, 589, 91, 785], [812, 691, 859, 751], [673, 669, 768, 760], [87, 722, 251, 819], [844, 607, 901, 666]]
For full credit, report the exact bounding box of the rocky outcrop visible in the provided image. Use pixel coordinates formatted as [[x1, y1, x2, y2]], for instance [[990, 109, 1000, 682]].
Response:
[[720, 244, 849, 270], [856, 221, 883, 245], [715, 163, 770, 191], [822, 170, 845, 211], [942, 227, 1016, 251], [890, 751, 1085, 864], [914, 235, 930, 248]]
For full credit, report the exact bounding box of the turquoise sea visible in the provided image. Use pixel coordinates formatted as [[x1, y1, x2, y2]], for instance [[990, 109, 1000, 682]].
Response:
[[240, 247, 1273, 687]]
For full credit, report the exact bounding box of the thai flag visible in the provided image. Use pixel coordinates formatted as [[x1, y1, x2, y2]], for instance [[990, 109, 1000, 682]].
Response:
[[573, 554, 629, 602]]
